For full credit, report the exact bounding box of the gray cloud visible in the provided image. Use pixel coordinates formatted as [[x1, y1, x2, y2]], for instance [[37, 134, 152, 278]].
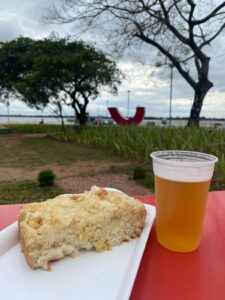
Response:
[[0, 0, 225, 118], [0, 18, 21, 41]]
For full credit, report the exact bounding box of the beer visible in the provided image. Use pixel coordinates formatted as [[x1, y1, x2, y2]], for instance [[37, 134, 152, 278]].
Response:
[[155, 176, 210, 252], [151, 150, 218, 252]]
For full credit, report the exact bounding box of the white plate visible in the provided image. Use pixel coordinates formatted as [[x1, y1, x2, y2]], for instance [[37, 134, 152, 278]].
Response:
[[0, 188, 155, 300]]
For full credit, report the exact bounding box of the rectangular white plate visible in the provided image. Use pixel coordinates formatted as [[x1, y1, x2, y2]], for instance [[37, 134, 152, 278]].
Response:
[[0, 204, 155, 300]]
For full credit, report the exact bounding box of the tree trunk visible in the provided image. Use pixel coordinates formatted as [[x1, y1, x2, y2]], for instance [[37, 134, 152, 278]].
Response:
[[74, 109, 77, 126], [188, 80, 213, 127], [59, 114, 66, 136], [71, 96, 89, 126], [54, 100, 66, 136], [73, 105, 87, 126], [77, 109, 87, 125]]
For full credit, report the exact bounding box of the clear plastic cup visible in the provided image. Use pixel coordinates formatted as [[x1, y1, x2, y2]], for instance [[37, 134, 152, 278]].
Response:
[[150, 150, 218, 252]]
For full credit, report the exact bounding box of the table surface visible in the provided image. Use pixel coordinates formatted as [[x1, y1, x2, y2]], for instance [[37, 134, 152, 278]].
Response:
[[1, 191, 225, 300]]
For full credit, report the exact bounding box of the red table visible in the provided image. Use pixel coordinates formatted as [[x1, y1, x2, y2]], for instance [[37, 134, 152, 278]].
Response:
[[1, 191, 225, 300]]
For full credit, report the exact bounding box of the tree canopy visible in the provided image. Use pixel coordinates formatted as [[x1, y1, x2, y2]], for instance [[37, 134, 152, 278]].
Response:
[[0, 37, 122, 124], [0, 37, 34, 104], [45, 0, 225, 126]]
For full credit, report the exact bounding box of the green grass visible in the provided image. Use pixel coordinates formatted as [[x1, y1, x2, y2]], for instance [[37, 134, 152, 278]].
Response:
[[0, 180, 66, 204], [6, 124, 225, 191], [8, 124, 223, 158], [0, 127, 131, 204], [0, 134, 115, 169], [62, 125, 225, 191]]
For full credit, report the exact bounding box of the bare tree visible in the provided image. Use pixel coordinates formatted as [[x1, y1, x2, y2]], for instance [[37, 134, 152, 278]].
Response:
[[44, 0, 225, 126]]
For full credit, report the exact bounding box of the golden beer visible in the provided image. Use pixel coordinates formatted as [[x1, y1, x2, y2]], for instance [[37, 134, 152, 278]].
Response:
[[155, 176, 210, 252], [151, 150, 218, 252]]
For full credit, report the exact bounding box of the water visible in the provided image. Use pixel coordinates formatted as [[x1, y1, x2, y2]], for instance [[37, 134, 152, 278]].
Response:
[[143, 118, 225, 128], [0, 116, 72, 125], [1, 116, 225, 128]]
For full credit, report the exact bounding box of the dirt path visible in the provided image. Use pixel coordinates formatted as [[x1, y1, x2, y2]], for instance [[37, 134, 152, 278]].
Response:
[[56, 174, 150, 196], [0, 161, 131, 181]]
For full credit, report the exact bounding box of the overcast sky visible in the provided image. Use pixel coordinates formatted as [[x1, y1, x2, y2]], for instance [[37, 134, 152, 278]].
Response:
[[0, 0, 225, 119]]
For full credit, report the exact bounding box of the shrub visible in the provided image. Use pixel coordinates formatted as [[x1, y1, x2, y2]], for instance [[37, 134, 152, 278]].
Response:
[[133, 166, 147, 180], [38, 170, 56, 187]]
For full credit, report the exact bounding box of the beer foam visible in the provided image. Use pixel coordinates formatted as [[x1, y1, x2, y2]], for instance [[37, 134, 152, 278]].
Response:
[[151, 151, 218, 182]]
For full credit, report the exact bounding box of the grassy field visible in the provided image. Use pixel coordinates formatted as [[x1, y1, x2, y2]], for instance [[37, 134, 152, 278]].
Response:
[[0, 181, 65, 205], [6, 124, 225, 191], [0, 130, 133, 204], [0, 135, 114, 168]]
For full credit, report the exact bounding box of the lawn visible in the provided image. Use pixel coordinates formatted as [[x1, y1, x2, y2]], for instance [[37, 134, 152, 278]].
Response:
[[7, 124, 225, 191], [3, 123, 225, 205], [0, 135, 114, 168], [0, 181, 65, 204], [0, 131, 134, 204]]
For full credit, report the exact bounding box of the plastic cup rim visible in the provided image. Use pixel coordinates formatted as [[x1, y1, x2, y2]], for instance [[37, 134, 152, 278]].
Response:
[[150, 150, 218, 167]]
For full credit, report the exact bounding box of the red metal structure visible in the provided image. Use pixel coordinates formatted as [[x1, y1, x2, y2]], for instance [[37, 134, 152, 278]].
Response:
[[108, 107, 145, 125]]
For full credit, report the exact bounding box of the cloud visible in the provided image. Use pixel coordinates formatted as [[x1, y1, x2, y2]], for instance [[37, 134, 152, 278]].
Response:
[[1, 0, 225, 119], [0, 0, 72, 40]]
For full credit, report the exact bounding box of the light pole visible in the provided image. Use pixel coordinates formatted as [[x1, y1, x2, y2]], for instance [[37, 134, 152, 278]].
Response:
[[127, 90, 130, 118], [6, 100, 10, 124], [106, 100, 109, 118], [169, 64, 174, 127]]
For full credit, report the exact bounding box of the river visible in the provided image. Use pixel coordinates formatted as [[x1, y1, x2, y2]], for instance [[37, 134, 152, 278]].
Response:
[[0, 115, 225, 128]]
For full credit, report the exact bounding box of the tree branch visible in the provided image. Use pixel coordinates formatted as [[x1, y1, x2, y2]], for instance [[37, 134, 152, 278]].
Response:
[[200, 22, 225, 48], [187, 0, 195, 22], [135, 32, 197, 89], [194, 57, 201, 76], [192, 2, 225, 25], [158, 0, 189, 44], [174, 1, 189, 23]]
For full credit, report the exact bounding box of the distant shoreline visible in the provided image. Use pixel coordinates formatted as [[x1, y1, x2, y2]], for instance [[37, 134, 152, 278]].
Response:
[[0, 115, 65, 118], [1, 115, 225, 121]]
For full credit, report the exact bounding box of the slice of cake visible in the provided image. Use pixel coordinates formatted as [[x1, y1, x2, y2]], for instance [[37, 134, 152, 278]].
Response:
[[18, 186, 146, 270]]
